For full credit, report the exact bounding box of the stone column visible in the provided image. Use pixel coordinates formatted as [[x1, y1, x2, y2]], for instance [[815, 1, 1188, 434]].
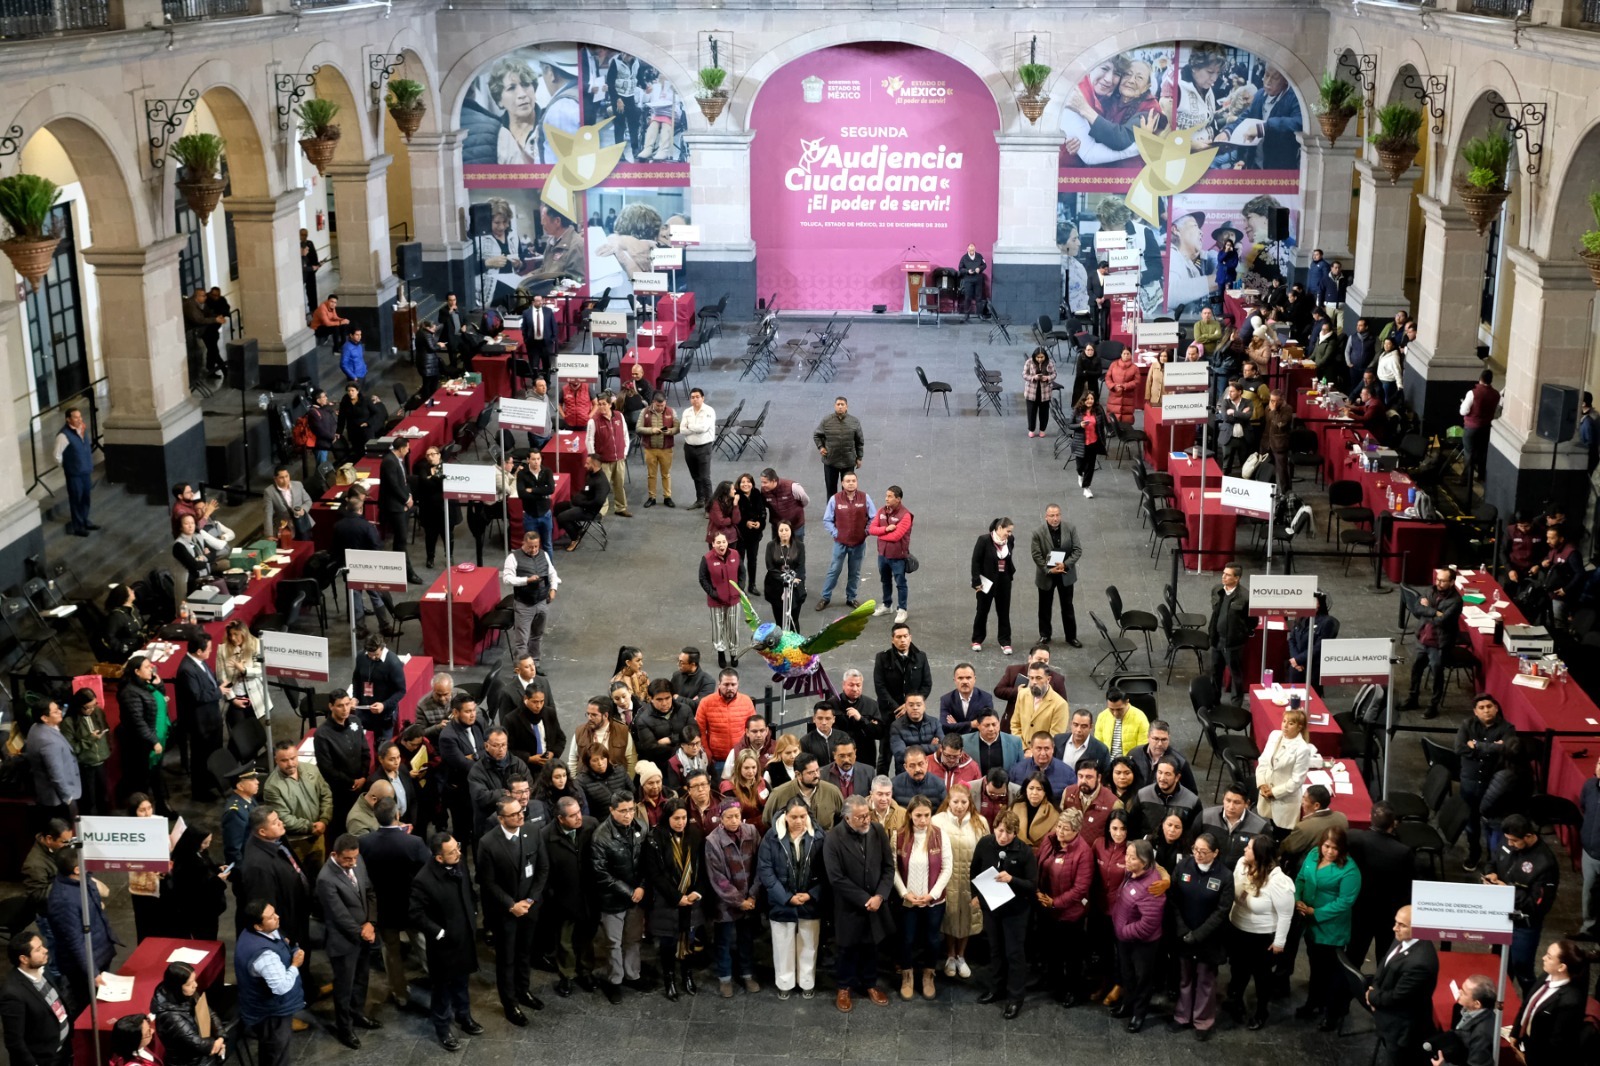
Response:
[[686, 130, 756, 315], [1345, 157, 1418, 323], [1296, 133, 1357, 266], [82, 238, 207, 501], [1529, 0, 1589, 28], [0, 297, 44, 590], [327, 155, 402, 354], [1404, 195, 1486, 432], [407, 130, 472, 304], [1484, 246, 1595, 516], [227, 190, 318, 390], [992, 133, 1064, 313]]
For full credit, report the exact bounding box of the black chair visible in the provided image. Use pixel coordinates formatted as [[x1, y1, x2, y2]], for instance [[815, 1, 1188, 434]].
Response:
[[656, 358, 691, 404], [273, 680, 322, 737], [392, 383, 409, 410], [1145, 499, 1188, 566], [1272, 506, 1314, 572], [1089, 610, 1136, 679], [1157, 603, 1210, 682], [1288, 428, 1322, 487], [479, 608, 515, 663], [1, 596, 62, 671], [1526, 794, 1584, 868], [725, 400, 771, 462], [224, 701, 267, 765], [1111, 419, 1148, 466], [1419, 736, 1460, 779], [1388, 760, 1452, 824], [1164, 584, 1206, 631], [675, 326, 710, 371], [1217, 745, 1259, 803], [280, 578, 327, 634], [697, 293, 729, 343], [389, 600, 423, 652], [1327, 479, 1374, 542], [1106, 586, 1157, 668], [916, 367, 952, 415], [1109, 674, 1160, 697]]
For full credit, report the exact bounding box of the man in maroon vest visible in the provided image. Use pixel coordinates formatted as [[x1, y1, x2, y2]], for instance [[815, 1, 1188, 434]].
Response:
[[759, 467, 810, 543], [867, 485, 914, 623], [586, 394, 632, 517], [817, 472, 876, 612], [1459, 369, 1499, 493]]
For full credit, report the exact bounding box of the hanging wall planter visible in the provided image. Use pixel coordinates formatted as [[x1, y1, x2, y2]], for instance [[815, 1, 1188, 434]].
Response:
[[169, 133, 227, 225], [1315, 74, 1360, 146], [295, 97, 342, 175], [1368, 103, 1422, 184], [1580, 190, 1600, 290], [0, 173, 63, 291], [1016, 54, 1051, 126], [1454, 133, 1514, 236], [385, 78, 426, 143], [695, 66, 729, 125]]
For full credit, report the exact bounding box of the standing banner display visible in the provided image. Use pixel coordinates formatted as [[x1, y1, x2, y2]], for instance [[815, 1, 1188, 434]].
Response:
[[1411, 880, 1516, 1053], [499, 397, 548, 432], [1161, 391, 1209, 423], [346, 549, 408, 592], [1223, 476, 1276, 519], [1317, 637, 1393, 685], [440, 464, 500, 668], [630, 272, 669, 294], [1107, 247, 1141, 270], [650, 247, 684, 270], [588, 312, 628, 338], [1247, 575, 1317, 616], [1163, 361, 1208, 392], [78, 816, 172, 872], [1103, 272, 1140, 296], [1135, 320, 1180, 347], [261, 630, 331, 682], [668, 224, 701, 247], [555, 352, 601, 379], [1094, 230, 1130, 251]]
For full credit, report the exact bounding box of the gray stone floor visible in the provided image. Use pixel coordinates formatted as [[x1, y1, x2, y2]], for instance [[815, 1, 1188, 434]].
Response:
[[22, 312, 1582, 1066]]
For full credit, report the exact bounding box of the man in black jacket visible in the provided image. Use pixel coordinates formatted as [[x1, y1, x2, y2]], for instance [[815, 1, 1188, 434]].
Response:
[[540, 797, 599, 997], [872, 623, 932, 721], [409, 834, 483, 1050], [823, 795, 896, 1013], [232, 807, 312, 948], [670, 647, 718, 702], [378, 437, 420, 583], [315, 692, 372, 849], [1444, 974, 1497, 1066], [477, 795, 550, 1026], [1365, 906, 1439, 1066], [1402, 568, 1463, 720], [357, 799, 430, 1009], [632, 679, 693, 761], [0, 933, 70, 1066], [1199, 785, 1269, 870], [502, 680, 564, 778], [351, 635, 406, 750], [176, 633, 229, 801], [554, 455, 610, 550], [314, 836, 381, 1047], [1486, 813, 1559, 995], [590, 790, 648, 1004], [1208, 563, 1251, 701], [1455, 694, 1515, 868], [1346, 802, 1416, 966], [438, 694, 488, 850], [829, 668, 888, 774], [331, 498, 396, 636], [466, 728, 521, 835]]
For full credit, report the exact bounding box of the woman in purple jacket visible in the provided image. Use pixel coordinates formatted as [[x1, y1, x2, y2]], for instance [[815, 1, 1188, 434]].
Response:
[[1111, 837, 1167, 1033], [704, 800, 762, 998]]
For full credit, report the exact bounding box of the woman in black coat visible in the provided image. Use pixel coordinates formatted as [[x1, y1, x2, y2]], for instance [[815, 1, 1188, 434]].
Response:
[[970, 517, 1016, 653], [970, 810, 1038, 1016], [116, 655, 169, 813], [167, 825, 228, 941], [410, 444, 459, 568], [337, 383, 378, 459], [1170, 831, 1235, 1037], [733, 473, 767, 591], [103, 585, 145, 663], [151, 963, 225, 1066], [1069, 392, 1110, 498], [763, 520, 807, 627], [642, 799, 707, 998], [576, 747, 632, 818]]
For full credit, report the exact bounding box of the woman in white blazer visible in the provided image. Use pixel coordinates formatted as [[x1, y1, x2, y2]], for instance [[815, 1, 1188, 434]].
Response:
[[1254, 707, 1314, 830]]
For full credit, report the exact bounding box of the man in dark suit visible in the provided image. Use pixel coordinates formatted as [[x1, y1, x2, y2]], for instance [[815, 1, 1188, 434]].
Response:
[[822, 738, 873, 800], [357, 799, 431, 1009], [539, 797, 599, 996], [0, 932, 70, 1066], [799, 702, 847, 765], [1233, 68, 1303, 172], [331, 498, 396, 636], [1365, 906, 1439, 1066], [438, 694, 489, 850], [1208, 563, 1251, 701], [477, 795, 550, 1025], [553, 455, 609, 550], [409, 834, 483, 1050], [315, 693, 373, 853], [522, 293, 558, 378], [1198, 784, 1269, 870], [1087, 260, 1110, 339], [1445, 974, 1497, 1066], [823, 795, 896, 1012], [828, 669, 887, 774], [1346, 801, 1416, 966], [176, 633, 228, 801], [352, 635, 407, 750], [1128, 720, 1199, 795], [436, 293, 466, 370], [937, 663, 994, 736], [314, 835, 381, 1047], [378, 437, 419, 583], [232, 807, 312, 949]]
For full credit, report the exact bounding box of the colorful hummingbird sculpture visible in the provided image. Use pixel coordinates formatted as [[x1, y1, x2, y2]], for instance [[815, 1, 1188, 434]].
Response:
[[734, 583, 874, 695]]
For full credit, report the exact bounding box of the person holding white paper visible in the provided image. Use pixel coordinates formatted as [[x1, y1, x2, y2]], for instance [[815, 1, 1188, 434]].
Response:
[[969, 810, 1037, 1019], [970, 518, 1016, 654]]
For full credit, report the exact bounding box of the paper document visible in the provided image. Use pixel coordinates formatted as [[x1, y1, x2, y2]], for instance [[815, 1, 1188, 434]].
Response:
[[1305, 770, 1334, 788], [97, 974, 135, 1002], [972, 866, 1014, 910], [1047, 551, 1066, 567], [979, 577, 994, 594], [169, 816, 187, 848], [167, 947, 210, 965], [1334, 783, 1355, 795], [427, 411, 449, 418]]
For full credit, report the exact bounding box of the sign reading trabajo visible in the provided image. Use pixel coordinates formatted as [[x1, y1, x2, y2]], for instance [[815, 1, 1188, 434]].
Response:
[[588, 311, 628, 338]]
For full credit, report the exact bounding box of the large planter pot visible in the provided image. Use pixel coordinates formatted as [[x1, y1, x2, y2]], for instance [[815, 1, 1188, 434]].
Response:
[[1580, 248, 1600, 290], [695, 91, 728, 126], [298, 132, 340, 175], [176, 176, 226, 226], [2, 234, 60, 291], [1373, 142, 1419, 184], [1318, 110, 1354, 146], [1018, 92, 1049, 125], [1455, 180, 1510, 237], [388, 103, 425, 143]]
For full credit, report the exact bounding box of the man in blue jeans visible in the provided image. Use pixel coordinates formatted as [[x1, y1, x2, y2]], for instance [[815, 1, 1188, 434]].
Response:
[[55, 408, 96, 537], [868, 485, 914, 623], [817, 472, 875, 612]]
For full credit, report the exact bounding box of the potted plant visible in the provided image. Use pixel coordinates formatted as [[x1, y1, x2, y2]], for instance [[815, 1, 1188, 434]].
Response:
[[695, 65, 729, 125], [1017, 61, 1052, 124], [1315, 74, 1360, 145], [295, 97, 341, 175], [1367, 102, 1423, 184], [385, 78, 426, 143], [0, 173, 62, 291], [1579, 189, 1600, 289], [168, 133, 227, 225], [1455, 133, 1513, 236]]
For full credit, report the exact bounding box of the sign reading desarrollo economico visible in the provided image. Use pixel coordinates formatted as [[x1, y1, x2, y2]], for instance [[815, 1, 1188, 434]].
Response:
[[262, 630, 330, 682], [78, 816, 171, 871]]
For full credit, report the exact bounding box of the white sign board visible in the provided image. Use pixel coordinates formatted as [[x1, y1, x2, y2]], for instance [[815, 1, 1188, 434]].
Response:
[[556, 352, 600, 378], [1318, 637, 1392, 685], [631, 272, 669, 294], [442, 463, 499, 503], [589, 311, 629, 337], [650, 247, 683, 270], [78, 816, 172, 872], [1102, 272, 1139, 295], [262, 629, 331, 682], [1136, 320, 1181, 347], [1161, 390, 1209, 424], [1106, 247, 1140, 270], [499, 397, 548, 432], [668, 224, 701, 246], [345, 549, 408, 593], [1224, 476, 1277, 521], [1163, 361, 1209, 392], [1093, 230, 1129, 251], [1247, 573, 1317, 616], [1410, 880, 1515, 944]]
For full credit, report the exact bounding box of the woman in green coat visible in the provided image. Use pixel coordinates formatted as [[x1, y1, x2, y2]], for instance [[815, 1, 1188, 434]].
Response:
[[1293, 825, 1361, 1031]]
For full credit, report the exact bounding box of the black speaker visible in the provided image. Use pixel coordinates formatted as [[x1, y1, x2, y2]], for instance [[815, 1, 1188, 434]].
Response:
[[396, 242, 422, 282], [1536, 383, 1580, 443], [1268, 207, 1291, 241], [224, 338, 258, 392], [205, 436, 244, 488], [469, 202, 493, 233]]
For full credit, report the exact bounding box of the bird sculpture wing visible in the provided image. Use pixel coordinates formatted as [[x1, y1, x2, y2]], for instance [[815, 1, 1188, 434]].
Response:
[[800, 600, 876, 656], [733, 582, 763, 632]]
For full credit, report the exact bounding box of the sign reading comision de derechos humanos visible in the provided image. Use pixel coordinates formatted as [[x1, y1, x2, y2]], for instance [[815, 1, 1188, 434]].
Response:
[[751, 43, 1000, 311]]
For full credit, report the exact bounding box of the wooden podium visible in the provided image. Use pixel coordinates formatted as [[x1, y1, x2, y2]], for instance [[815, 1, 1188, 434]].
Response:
[[903, 260, 931, 314]]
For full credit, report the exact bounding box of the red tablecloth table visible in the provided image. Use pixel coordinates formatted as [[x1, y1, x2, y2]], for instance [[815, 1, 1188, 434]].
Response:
[[635, 320, 680, 351], [1250, 684, 1342, 758], [542, 430, 589, 497], [419, 566, 503, 666], [1431, 948, 1600, 1060], [549, 292, 579, 345], [1176, 487, 1236, 572], [196, 541, 311, 652], [395, 653, 434, 734], [1316, 759, 1371, 828], [1335, 451, 1446, 583], [621, 345, 670, 387], [659, 291, 696, 335], [1458, 573, 1600, 737], [471, 353, 514, 399], [391, 384, 487, 456], [73, 937, 225, 1064], [1244, 618, 1292, 691], [1142, 403, 1199, 472], [312, 458, 382, 549], [1168, 455, 1224, 489]]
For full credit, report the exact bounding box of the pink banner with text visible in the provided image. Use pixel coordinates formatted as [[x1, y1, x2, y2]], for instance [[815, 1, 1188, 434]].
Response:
[[751, 43, 999, 311]]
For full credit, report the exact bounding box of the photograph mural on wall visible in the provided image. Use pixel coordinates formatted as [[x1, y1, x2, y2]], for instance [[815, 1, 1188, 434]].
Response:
[[1058, 41, 1303, 320], [749, 42, 1000, 312], [459, 44, 691, 309]]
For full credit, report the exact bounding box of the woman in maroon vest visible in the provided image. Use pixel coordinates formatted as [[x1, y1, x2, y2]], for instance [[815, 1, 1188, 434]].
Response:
[[891, 795, 951, 1000], [705, 480, 741, 547], [699, 533, 743, 669]]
